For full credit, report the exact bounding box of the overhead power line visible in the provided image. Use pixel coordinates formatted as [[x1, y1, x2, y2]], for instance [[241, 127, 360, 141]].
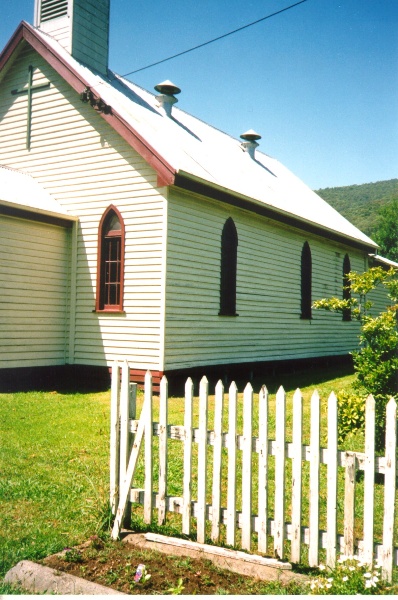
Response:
[[122, 0, 309, 77]]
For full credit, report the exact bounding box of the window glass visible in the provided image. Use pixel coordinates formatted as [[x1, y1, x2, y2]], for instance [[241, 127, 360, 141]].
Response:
[[219, 217, 238, 316], [301, 241, 312, 319], [343, 254, 351, 321]]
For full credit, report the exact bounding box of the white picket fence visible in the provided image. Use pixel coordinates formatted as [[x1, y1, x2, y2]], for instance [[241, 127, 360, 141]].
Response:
[[109, 361, 398, 581]]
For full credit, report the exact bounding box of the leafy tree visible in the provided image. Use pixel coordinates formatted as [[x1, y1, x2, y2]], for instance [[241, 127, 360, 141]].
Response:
[[373, 198, 398, 262], [313, 266, 398, 448]]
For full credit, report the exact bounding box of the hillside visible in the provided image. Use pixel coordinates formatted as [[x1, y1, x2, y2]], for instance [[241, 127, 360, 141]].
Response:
[[315, 179, 398, 237]]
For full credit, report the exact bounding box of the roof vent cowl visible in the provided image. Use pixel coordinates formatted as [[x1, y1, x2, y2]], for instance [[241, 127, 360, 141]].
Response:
[[240, 129, 261, 159], [154, 80, 181, 117]]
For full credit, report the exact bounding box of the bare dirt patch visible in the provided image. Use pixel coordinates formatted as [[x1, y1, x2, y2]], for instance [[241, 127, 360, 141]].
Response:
[[41, 536, 307, 595]]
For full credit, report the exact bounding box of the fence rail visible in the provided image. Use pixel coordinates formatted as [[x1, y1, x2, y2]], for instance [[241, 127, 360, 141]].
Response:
[[110, 362, 398, 581]]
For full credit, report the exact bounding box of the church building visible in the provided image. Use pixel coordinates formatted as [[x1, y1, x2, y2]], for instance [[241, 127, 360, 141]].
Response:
[[0, 0, 384, 390]]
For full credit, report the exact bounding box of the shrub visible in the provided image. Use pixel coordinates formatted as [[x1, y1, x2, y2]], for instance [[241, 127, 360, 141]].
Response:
[[336, 391, 366, 444], [314, 266, 398, 450]]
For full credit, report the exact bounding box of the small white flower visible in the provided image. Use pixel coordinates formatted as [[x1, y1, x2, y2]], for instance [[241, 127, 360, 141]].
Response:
[[373, 575, 379, 583], [318, 564, 326, 571], [338, 554, 347, 563], [326, 583, 332, 589], [342, 576, 349, 582], [364, 572, 372, 578], [349, 566, 355, 571], [365, 580, 372, 589], [327, 577, 333, 583]]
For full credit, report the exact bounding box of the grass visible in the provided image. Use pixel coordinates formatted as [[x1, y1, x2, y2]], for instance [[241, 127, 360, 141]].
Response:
[[1, 363, 397, 593], [0, 388, 111, 584]]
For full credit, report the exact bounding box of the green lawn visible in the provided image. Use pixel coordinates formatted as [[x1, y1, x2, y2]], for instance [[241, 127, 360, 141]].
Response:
[[0, 389, 111, 581]]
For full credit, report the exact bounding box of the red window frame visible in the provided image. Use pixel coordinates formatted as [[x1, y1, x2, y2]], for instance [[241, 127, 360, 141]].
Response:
[[95, 205, 125, 313]]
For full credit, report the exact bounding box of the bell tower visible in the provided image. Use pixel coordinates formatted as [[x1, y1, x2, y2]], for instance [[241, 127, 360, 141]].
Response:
[[34, 0, 110, 75]]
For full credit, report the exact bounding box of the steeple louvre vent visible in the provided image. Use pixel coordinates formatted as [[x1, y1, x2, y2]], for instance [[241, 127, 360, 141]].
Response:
[[40, 0, 68, 22]]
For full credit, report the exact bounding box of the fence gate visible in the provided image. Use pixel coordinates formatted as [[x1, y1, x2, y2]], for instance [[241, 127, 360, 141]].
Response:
[[110, 361, 398, 581]]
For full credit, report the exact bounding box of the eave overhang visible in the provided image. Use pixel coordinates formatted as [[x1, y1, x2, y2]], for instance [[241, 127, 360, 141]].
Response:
[[0, 199, 77, 228], [0, 22, 177, 188], [369, 254, 398, 269], [174, 172, 378, 253]]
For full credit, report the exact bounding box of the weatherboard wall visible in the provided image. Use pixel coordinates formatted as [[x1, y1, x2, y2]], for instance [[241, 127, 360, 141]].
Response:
[[0, 45, 165, 372], [164, 188, 365, 371], [0, 214, 70, 368]]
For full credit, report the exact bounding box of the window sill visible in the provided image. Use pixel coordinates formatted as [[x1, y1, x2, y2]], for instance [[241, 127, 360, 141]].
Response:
[[93, 309, 126, 315], [218, 313, 239, 317]]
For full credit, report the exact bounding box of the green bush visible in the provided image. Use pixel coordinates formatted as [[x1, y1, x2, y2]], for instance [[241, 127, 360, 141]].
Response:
[[314, 266, 398, 451], [336, 391, 366, 444]]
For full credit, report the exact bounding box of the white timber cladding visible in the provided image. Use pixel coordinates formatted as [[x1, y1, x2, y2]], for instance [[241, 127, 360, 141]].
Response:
[[0, 46, 165, 371], [37, 17, 71, 52], [164, 188, 366, 370], [0, 215, 70, 368]]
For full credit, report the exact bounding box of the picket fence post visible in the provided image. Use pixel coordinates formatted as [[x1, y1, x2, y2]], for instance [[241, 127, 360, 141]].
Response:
[[226, 381, 238, 547], [241, 383, 253, 551], [274, 386, 286, 559], [144, 370, 153, 524], [197, 376, 208, 543], [326, 392, 338, 568], [211, 380, 224, 542], [182, 378, 194, 535], [109, 360, 120, 515], [158, 376, 168, 525], [257, 385, 269, 554], [291, 388, 303, 564], [309, 390, 320, 567], [119, 360, 131, 528], [363, 394, 375, 565], [382, 398, 397, 581]]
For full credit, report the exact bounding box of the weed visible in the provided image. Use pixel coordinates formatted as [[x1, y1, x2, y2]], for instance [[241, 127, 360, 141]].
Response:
[[308, 555, 394, 595], [63, 548, 83, 563], [165, 577, 185, 594]]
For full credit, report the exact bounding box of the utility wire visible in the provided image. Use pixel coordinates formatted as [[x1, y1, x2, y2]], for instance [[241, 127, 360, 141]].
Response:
[[122, 0, 309, 77]]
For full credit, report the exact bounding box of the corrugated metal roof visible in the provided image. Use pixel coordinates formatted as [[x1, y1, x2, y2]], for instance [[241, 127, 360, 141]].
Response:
[[2, 24, 378, 249], [0, 165, 74, 219], [369, 254, 398, 269]]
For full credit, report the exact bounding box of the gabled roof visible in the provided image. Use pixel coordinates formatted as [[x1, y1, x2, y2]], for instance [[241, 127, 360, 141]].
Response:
[[0, 165, 76, 226], [0, 22, 377, 250]]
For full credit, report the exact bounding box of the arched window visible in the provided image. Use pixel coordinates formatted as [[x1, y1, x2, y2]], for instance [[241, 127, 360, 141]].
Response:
[[96, 205, 125, 312], [219, 217, 238, 316], [342, 253, 351, 321], [301, 241, 312, 319]]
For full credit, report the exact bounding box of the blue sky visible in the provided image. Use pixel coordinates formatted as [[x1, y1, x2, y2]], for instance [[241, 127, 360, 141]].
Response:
[[1, 0, 398, 190]]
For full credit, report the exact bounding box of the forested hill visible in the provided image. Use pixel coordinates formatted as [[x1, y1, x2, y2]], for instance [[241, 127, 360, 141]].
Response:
[[315, 179, 398, 237]]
